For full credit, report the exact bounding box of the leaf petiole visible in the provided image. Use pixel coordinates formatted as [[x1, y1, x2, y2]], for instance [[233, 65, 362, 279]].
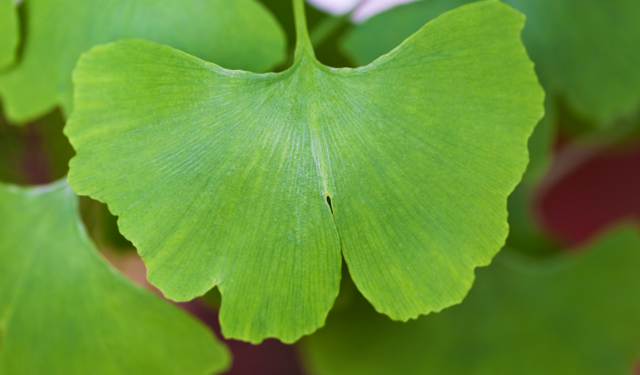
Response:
[[293, 0, 314, 60]]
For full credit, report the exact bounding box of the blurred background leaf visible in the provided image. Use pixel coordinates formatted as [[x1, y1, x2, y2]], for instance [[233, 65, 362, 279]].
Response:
[[0, 0, 286, 123], [0, 181, 230, 375]]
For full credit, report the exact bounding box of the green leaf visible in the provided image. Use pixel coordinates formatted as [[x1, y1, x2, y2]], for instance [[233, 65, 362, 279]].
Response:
[[302, 225, 640, 375], [0, 181, 230, 375], [66, 0, 543, 343], [0, 0, 285, 123], [341, 0, 640, 127], [0, 0, 18, 69], [512, 0, 640, 127]]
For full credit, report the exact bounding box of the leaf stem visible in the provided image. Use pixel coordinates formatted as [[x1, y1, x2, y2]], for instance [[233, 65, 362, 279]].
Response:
[[293, 0, 314, 60]]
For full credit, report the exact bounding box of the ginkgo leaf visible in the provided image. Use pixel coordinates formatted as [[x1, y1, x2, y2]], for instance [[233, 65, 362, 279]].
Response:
[[66, 0, 543, 343], [0, 0, 19, 69], [341, 0, 640, 127], [0, 181, 230, 375], [0, 0, 285, 123], [302, 225, 640, 375]]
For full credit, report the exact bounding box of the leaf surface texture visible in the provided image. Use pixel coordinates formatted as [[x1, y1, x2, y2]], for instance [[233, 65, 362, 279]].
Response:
[[67, 1, 543, 343]]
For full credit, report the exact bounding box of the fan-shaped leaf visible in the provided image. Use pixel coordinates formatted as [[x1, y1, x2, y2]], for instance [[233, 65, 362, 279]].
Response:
[[0, 181, 230, 375], [0, 0, 285, 123], [66, 0, 543, 343]]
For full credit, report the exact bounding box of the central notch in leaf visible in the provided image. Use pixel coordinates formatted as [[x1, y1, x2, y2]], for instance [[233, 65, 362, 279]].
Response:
[[66, 0, 543, 344]]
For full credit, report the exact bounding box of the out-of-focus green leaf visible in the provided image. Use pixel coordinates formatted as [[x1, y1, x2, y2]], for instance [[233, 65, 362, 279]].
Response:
[[342, 0, 640, 128], [66, 0, 542, 343], [0, 0, 285, 123], [0, 181, 230, 375], [0, 0, 18, 69], [523, 98, 555, 182], [303, 225, 640, 375], [512, 0, 640, 128]]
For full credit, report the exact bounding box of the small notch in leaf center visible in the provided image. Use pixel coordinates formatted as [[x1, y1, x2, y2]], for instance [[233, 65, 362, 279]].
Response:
[[326, 195, 334, 214]]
